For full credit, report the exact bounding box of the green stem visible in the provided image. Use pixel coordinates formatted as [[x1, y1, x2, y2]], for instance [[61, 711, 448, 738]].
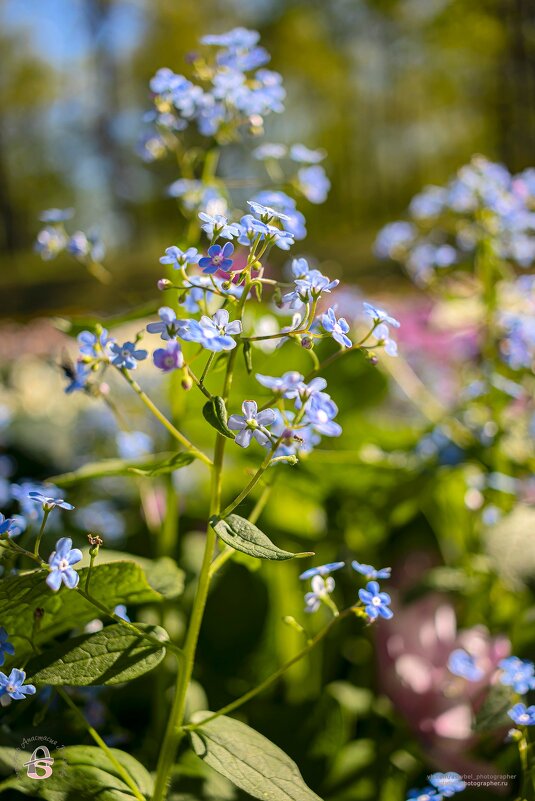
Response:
[[218, 442, 279, 520], [200, 352, 216, 387], [33, 509, 51, 558], [120, 368, 212, 467], [186, 607, 353, 730], [75, 586, 183, 660], [57, 687, 145, 801], [151, 433, 226, 801]]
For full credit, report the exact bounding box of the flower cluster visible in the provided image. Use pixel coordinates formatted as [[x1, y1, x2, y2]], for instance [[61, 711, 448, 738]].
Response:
[[299, 560, 393, 622], [35, 208, 105, 265], [0, 628, 35, 704], [138, 27, 330, 236], [375, 156, 535, 284], [449, 649, 535, 728]]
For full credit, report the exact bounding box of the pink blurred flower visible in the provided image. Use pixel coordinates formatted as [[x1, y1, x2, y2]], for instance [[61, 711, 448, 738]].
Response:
[[375, 592, 511, 787]]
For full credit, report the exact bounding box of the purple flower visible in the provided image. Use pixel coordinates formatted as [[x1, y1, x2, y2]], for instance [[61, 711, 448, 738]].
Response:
[[199, 213, 241, 241], [304, 393, 342, 437], [352, 560, 391, 580], [374, 323, 399, 357], [65, 362, 90, 394], [146, 307, 185, 341], [304, 575, 335, 613], [228, 400, 276, 448], [181, 309, 242, 352], [0, 513, 25, 537], [0, 669, 35, 701], [498, 656, 535, 694], [407, 789, 441, 801], [297, 165, 330, 204], [283, 268, 339, 308], [358, 580, 393, 621], [247, 200, 291, 223], [321, 307, 352, 348], [110, 342, 148, 369], [290, 144, 326, 164], [448, 648, 484, 682], [34, 226, 67, 260], [159, 246, 200, 269], [46, 537, 83, 591], [77, 329, 112, 358], [255, 371, 304, 397], [252, 143, 287, 160], [299, 561, 345, 580], [0, 628, 15, 666], [199, 243, 234, 274], [28, 492, 74, 511], [428, 772, 466, 797], [363, 302, 400, 328], [39, 208, 74, 223], [508, 703, 535, 726], [153, 341, 184, 373]]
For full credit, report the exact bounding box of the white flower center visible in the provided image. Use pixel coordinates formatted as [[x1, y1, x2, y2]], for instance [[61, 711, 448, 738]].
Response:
[[519, 713, 530, 723], [371, 596, 382, 606], [316, 410, 328, 423], [6, 684, 15, 692], [58, 558, 70, 571]]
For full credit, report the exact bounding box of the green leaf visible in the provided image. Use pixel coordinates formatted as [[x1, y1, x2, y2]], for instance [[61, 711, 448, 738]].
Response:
[[211, 514, 313, 561], [48, 451, 194, 487], [0, 562, 163, 657], [78, 551, 185, 600], [202, 396, 235, 439], [128, 452, 195, 476], [26, 623, 167, 686], [243, 340, 253, 374], [474, 683, 516, 733], [190, 714, 323, 801], [0, 745, 153, 800], [54, 302, 159, 337]]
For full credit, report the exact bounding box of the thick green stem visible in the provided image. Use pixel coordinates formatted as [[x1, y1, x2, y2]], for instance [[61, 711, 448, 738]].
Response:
[[151, 434, 226, 801], [120, 369, 212, 467], [57, 687, 145, 801]]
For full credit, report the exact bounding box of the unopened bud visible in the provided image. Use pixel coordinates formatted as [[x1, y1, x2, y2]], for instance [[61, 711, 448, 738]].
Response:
[[157, 278, 173, 291], [283, 615, 305, 635], [181, 374, 193, 391], [368, 353, 379, 366], [301, 336, 313, 350], [222, 280, 232, 290], [34, 608, 45, 621]]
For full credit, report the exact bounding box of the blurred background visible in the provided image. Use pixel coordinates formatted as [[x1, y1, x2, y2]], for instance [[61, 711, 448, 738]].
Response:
[[1, 3, 535, 800], [2, 0, 535, 314]]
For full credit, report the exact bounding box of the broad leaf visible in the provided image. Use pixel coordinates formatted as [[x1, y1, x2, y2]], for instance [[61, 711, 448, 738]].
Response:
[[26, 623, 168, 686], [48, 451, 194, 486], [0, 744, 153, 800], [202, 397, 235, 439], [474, 684, 516, 733], [190, 714, 323, 801], [78, 551, 185, 600], [211, 514, 313, 561], [0, 562, 163, 657]]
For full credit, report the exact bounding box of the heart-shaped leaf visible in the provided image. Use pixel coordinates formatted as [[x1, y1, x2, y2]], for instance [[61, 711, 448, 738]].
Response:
[[190, 714, 323, 801], [26, 623, 168, 686], [210, 514, 313, 561]]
